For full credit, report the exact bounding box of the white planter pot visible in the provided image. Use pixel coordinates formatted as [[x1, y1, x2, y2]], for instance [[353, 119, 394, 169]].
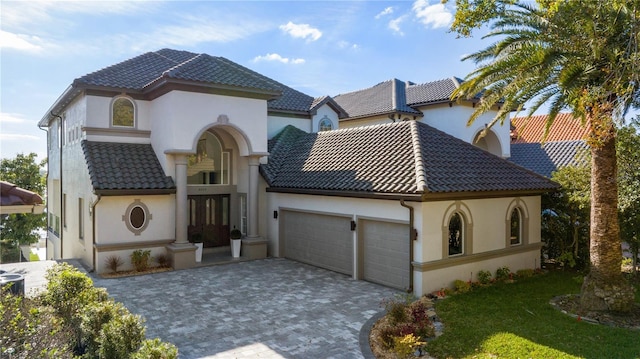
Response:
[[195, 243, 203, 262], [231, 239, 242, 258]]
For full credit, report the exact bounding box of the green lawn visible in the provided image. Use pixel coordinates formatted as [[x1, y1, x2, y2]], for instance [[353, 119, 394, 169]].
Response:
[[427, 271, 640, 359]]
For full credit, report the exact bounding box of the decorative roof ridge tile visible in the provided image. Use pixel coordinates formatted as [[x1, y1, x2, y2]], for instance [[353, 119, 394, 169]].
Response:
[[142, 53, 203, 88], [408, 121, 428, 192]]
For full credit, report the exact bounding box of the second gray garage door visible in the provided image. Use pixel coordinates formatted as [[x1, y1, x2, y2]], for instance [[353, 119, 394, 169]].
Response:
[[360, 219, 410, 290], [281, 210, 353, 275]]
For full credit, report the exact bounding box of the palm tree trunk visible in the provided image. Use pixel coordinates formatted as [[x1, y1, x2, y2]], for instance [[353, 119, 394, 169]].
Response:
[[580, 123, 634, 312]]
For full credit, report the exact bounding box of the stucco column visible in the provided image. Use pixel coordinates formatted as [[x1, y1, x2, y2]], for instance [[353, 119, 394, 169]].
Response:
[[247, 155, 260, 238], [174, 154, 189, 245]]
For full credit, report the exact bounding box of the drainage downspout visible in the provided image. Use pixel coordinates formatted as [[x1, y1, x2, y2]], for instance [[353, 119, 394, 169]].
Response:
[[90, 195, 101, 272], [400, 200, 417, 294], [38, 122, 50, 260], [51, 112, 64, 259]]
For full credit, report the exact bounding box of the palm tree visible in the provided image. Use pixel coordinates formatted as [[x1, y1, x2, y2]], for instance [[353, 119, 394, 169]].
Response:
[[450, 0, 640, 311]]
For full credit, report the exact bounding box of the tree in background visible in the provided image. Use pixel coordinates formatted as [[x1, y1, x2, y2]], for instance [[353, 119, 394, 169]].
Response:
[[0, 153, 46, 263], [542, 165, 591, 270], [448, 0, 640, 311], [618, 120, 640, 273]]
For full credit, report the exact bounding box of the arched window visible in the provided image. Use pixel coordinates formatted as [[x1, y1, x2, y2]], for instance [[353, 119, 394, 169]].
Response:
[[318, 116, 333, 131], [510, 208, 522, 245], [187, 132, 231, 185], [448, 212, 464, 256], [112, 97, 135, 127]]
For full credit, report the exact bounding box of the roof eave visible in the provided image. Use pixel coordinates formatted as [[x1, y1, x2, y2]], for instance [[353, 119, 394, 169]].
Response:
[[265, 187, 423, 201], [421, 188, 559, 201], [144, 77, 282, 101], [38, 85, 81, 127], [94, 188, 176, 196]]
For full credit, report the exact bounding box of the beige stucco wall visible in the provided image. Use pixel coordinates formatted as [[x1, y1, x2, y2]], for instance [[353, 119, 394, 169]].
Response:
[[414, 196, 541, 294], [93, 195, 175, 273], [148, 91, 269, 175]]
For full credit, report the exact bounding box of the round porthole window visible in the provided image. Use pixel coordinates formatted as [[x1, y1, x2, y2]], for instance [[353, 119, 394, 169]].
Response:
[[130, 206, 145, 229], [122, 200, 152, 235]]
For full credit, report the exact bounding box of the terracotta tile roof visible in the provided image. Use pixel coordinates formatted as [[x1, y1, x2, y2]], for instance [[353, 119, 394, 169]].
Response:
[[511, 113, 590, 143], [82, 141, 175, 195], [510, 140, 589, 177], [262, 121, 557, 197]]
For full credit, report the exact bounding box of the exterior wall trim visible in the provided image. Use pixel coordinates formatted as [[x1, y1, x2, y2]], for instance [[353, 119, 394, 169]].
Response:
[[413, 242, 542, 272], [84, 126, 151, 138], [94, 238, 174, 252]]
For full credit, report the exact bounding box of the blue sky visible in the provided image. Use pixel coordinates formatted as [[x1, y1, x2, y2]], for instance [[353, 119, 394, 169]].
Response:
[[2, 0, 500, 162]]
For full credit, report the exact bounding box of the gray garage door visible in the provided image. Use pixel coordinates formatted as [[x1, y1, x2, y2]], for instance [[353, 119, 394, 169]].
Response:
[[360, 219, 410, 290], [281, 210, 353, 275]]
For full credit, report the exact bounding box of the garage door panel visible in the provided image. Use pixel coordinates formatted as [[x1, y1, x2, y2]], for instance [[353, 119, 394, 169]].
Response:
[[362, 219, 410, 290], [282, 211, 353, 275]]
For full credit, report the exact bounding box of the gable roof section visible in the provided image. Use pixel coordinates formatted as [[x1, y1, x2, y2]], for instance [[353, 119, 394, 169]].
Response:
[[510, 141, 589, 178], [82, 141, 176, 195], [333, 79, 423, 120], [511, 113, 590, 143], [406, 77, 465, 106], [40, 49, 326, 126], [262, 121, 557, 199]]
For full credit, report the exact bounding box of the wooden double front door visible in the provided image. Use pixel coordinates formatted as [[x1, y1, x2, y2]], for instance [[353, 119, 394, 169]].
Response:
[[188, 194, 230, 248]]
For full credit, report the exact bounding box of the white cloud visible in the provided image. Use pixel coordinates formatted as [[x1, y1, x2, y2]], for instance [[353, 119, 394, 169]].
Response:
[[253, 53, 305, 64], [388, 16, 408, 35], [279, 22, 322, 42], [375, 7, 394, 19], [337, 41, 360, 51], [412, 0, 454, 29], [0, 30, 44, 53], [0, 133, 40, 141], [0, 112, 30, 124]]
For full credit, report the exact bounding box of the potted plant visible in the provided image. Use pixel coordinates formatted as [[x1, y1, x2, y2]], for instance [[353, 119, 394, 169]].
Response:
[[191, 234, 203, 263], [230, 226, 242, 258]]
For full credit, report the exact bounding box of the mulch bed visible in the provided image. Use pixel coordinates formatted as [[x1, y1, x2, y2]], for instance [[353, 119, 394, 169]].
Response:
[[550, 294, 640, 330], [99, 267, 172, 279]]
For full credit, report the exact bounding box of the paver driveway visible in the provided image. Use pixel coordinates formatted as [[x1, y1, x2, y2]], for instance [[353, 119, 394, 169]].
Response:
[[91, 258, 400, 358]]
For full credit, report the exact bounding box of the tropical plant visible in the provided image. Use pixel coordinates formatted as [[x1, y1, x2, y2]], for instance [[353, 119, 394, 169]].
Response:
[[448, 0, 639, 312], [130, 249, 151, 272], [105, 255, 124, 273]]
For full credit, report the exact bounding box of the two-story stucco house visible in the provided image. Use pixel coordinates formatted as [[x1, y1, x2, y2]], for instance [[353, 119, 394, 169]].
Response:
[[38, 48, 557, 295]]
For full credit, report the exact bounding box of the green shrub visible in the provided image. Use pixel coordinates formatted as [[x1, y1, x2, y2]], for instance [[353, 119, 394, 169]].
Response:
[[98, 313, 146, 359], [80, 300, 128, 358], [43, 263, 108, 351], [477, 270, 492, 285], [130, 250, 151, 272], [495, 266, 511, 281], [516, 268, 534, 279], [0, 287, 73, 358], [382, 293, 414, 325], [453, 279, 471, 293], [392, 334, 426, 359], [131, 338, 179, 359]]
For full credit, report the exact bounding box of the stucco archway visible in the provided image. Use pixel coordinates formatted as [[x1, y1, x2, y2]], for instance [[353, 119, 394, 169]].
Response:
[[472, 128, 503, 157]]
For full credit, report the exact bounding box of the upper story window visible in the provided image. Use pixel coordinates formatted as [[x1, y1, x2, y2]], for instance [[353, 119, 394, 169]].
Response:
[[319, 116, 333, 131], [112, 97, 135, 127], [187, 131, 231, 185]]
